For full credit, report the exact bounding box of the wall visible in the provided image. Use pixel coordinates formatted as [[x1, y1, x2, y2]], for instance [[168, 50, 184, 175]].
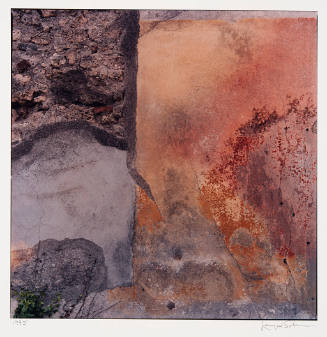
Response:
[[11, 9, 317, 319]]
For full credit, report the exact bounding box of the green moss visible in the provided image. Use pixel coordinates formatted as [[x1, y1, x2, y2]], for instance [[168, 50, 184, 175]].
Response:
[[14, 290, 61, 318]]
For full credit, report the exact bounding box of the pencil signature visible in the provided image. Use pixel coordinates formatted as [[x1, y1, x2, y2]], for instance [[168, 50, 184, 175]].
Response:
[[260, 320, 315, 331]]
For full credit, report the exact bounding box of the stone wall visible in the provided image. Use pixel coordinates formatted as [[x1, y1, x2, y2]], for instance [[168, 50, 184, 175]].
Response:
[[11, 9, 140, 318], [11, 9, 139, 147]]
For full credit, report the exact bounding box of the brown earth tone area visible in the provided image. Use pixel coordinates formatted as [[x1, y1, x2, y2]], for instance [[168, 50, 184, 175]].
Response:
[[11, 9, 138, 147]]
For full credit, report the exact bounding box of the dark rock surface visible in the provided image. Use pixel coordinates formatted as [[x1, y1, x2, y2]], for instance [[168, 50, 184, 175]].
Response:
[[11, 238, 107, 308], [11, 9, 139, 146]]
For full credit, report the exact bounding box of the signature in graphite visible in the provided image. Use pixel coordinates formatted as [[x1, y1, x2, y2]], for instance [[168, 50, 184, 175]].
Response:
[[260, 320, 315, 331]]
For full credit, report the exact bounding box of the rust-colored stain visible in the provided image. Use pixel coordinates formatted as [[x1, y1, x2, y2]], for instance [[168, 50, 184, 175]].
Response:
[[93, 105, 113, 115], [11, 247, 34, 270], [134, 15, 316, 316], [136, 186, 163, 233], [200, 93, 316, 302], [198, 193, 215, 222]]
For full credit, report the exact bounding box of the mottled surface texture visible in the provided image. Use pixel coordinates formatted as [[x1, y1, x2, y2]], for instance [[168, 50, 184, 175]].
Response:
[[131, 10, 317, 319], [11, 9, 139, 146], [11, 10, 317, 319], [11, 238, 107, 316], [11, 9, 140, 317]]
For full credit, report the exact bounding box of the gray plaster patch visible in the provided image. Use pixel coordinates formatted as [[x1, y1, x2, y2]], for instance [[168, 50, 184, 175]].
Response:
[[11, 127, 135, 289]]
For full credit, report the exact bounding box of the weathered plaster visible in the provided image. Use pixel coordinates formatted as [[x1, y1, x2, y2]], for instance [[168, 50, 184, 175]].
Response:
[[132, 13, 317, 317], [12, 127, 135, 289]]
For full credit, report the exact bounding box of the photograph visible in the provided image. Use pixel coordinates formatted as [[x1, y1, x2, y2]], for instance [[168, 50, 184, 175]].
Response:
[[10, 7, 317, 321]]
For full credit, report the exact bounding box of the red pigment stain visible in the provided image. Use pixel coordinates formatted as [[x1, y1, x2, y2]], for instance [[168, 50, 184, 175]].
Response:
[[136, 187, 162, 233], [202, 95, 316, 258], [93, 105, 113, 114], [136, 18, 316, 297]]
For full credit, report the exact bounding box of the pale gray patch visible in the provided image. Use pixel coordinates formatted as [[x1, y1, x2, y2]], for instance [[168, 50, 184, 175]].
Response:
[[11, 127, 135, 288]]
